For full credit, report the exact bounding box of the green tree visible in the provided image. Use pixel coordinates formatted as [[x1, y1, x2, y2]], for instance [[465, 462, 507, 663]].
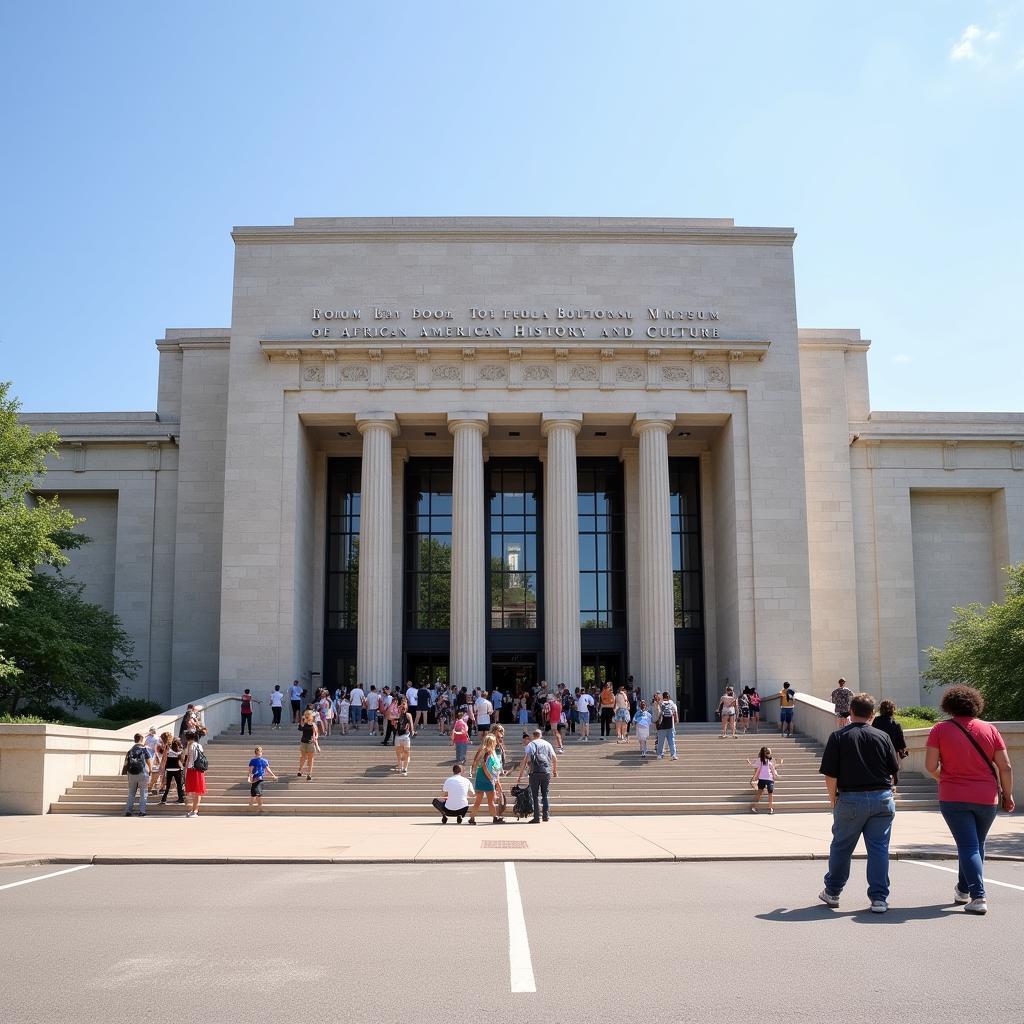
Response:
[[0, 571, 139, 715], [922, 563, 1024, 720], [0, 381, 80, 679]]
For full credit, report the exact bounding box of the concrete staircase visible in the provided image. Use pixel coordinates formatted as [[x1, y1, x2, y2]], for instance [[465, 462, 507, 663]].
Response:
[[51, 721, 939, 816]]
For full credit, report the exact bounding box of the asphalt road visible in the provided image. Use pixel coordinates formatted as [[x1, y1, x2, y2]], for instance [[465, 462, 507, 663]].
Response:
[[2, 860, 1023, 1024]]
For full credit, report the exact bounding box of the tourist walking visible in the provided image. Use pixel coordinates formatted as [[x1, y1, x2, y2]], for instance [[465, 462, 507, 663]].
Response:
[[269, 685, 284, 728], [546, 692, 565, 753], [718, 685, 739, 738], [468, 733, 504, 824], [738, 688, 751, 734], [613, 686, 630, 743], [778, 682, 796, 737], [149, 730, 171, 795], [451, 712, 470, 764], [416, 683, 431, 729], [288, 680, 303, 723], [599, 682, 615, 739], [123, 733, 153, 816], [656, 691, 679, 759], [749, 687, 761, 734], [516, 728, 558, 823], [432, 762, 473, 824], [872, 701, 908, 760], [381, 691, 401, 746], [240, 688, 259, 735], [475, 690, 494, 734], [925, 685, 1015, 914], [392, 698, 415, 775], [297, 710, 320, 781], [517, 693, 530, 729], [183, 729, 207, 817], [818, 692, 900, 913], [247, 745, 278, 812], [576, 687, 594, 741], [366, 686, 381, 734], [435, 687, 452, 735], [750, 746, 782, 813], [349, 684, 365, 730], [633, 700, 653, 759], [160, 737, 185, 804], [830, 678, 855, 727]]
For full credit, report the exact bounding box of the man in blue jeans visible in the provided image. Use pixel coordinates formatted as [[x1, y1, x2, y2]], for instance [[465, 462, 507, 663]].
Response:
[[818, 692, 900, 913]]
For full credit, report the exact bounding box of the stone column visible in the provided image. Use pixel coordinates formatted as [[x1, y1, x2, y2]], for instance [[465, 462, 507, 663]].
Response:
[[542, 413, 583, 688], [632, 416, 676, 697], [448, 413, 488, 691], [356, 414, 399, 691]]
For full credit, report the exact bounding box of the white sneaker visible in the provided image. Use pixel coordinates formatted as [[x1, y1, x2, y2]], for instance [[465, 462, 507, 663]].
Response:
[[953, 886, 970, 905], [870, 900, 888, 914], [965, 898, 988, 915], [818, 889, 840, 908]]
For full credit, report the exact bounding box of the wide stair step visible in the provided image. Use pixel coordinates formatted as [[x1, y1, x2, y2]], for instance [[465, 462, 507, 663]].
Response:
[[51, 724, 939, 816]]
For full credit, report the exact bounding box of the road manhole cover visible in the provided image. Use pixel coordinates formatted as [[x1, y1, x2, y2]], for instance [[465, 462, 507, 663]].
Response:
[[481, 840, 528, 849]]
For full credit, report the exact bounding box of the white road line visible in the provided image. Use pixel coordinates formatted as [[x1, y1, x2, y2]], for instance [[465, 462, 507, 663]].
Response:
[[504, 861, 536, 993], [904, 859, 1024, 892], [0, 864, 92, 892]]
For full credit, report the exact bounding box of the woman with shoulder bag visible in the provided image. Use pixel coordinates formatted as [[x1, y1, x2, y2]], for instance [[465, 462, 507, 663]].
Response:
[[183, 730, 207, 818], [925, 685, 1015, 915]]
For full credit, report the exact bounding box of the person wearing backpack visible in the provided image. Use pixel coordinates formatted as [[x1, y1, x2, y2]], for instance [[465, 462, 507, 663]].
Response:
[[183, 729, 208, 817], [123, 733, 153, 816], [515, 727, 558, 823]]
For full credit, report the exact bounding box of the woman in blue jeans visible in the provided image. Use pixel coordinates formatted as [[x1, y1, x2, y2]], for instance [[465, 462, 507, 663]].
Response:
[[925, 685, 1015, 915]]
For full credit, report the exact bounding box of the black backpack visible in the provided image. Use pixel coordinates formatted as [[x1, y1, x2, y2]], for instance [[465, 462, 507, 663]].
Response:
[[126, 745, 147, 775], [192, 747, 209, 773]]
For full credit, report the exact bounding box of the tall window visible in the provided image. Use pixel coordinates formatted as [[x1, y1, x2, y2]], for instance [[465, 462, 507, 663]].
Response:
[[325, 459, 360, 630], [578, 460, 626, 628], [488, 462, 539, 629], [669, 458, 703, 629], [405, 460, 452, 629]]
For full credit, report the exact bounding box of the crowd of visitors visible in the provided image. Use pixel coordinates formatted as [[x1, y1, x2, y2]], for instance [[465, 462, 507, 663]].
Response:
[[122, 678, 1015, 917]]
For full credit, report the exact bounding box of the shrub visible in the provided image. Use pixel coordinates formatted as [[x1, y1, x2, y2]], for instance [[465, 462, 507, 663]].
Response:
[[0, 713, 50, 724], [98, 697, 162, 722], [899, 705, 941, 723]]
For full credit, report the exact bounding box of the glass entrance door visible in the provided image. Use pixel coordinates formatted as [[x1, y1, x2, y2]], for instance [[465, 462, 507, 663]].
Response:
[[581, 652, 623, 691], [675, 654, 706, 722], [406, 653, 449, 689], [490, 653, 536, 701]]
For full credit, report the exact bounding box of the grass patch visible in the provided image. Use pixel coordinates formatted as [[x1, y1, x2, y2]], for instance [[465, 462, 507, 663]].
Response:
[[895, 714, 936, 730]]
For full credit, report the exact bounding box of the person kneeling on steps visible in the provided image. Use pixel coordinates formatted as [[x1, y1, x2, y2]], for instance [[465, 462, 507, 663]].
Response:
[[432, 762, 474, 824]]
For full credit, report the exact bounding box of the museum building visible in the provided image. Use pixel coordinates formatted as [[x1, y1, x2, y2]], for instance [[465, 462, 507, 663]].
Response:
[[23, 217, 1024, 719]]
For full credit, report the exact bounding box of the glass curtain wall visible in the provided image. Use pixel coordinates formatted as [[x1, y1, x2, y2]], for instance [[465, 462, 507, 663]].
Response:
[[577, 460, 626, 629], [404, 460, 453, 630], [488, 462, 540, 629], [324, 458, 361, 692]]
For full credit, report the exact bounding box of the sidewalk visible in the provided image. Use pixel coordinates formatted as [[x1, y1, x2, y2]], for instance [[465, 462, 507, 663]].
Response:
[[0, 810, 1020, 865]]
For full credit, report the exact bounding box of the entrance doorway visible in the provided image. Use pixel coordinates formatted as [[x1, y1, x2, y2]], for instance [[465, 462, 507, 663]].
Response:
[[325, 654, 357, 696], [491, 653, 537, 700], [675, 654, 706, 722], [406, 653, 449, 689], [581, 652, 623, 691]]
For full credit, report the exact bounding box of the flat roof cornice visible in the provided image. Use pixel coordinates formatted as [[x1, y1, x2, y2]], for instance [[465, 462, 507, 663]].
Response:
[[231, 216, 796, 247]]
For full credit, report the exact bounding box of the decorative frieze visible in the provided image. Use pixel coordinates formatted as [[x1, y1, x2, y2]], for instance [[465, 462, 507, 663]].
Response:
[[431, 364, 462, 384], [384, 363, 416, 385], [338, 364, 369, 385]]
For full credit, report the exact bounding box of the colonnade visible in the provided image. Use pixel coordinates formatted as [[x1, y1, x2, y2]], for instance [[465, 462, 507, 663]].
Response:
[[354, 412, 678, 695]]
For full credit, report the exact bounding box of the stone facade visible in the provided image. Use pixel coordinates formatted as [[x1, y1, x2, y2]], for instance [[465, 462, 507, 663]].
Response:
[[21, 218, 1024, 714]]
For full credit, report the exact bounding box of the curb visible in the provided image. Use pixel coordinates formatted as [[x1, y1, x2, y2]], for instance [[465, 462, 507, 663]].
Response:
[[3, 852, 1020, 868]]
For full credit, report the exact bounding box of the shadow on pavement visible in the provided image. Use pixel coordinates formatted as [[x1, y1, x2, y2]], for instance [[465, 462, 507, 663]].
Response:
[[757, 903, 957, 924], [896, 832, 1024, 859]]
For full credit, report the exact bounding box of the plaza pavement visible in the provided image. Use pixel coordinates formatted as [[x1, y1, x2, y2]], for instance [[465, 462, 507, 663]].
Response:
[[0, 809, 1020, 865]]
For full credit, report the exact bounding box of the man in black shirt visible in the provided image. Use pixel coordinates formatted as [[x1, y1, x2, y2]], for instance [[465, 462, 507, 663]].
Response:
[[818, 692, 900, 914]]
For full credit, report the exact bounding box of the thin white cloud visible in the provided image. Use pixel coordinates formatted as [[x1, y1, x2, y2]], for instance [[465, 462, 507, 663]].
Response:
[[950, 23, 1000, 62], [892, 354, 913, 365]]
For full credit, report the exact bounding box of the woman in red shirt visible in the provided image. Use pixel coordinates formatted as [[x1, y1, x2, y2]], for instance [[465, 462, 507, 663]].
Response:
[[925, 685, 1015, 914]]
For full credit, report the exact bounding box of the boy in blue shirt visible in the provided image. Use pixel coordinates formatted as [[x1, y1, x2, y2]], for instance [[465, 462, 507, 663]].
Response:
[[247, 746, 278, 813]]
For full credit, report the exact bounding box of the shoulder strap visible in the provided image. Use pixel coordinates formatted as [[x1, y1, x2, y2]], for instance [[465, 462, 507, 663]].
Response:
[[948, 720, 998, 782]]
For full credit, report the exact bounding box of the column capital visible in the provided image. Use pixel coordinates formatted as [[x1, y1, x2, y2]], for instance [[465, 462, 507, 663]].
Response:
[[447, 412, 489, 437], [540, 412, 583, 438], [356, 412, 399, 437], [631, 415, 675, 438]]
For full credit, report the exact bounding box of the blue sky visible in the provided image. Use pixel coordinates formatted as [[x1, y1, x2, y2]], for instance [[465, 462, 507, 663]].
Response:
[[1, 1, 1021, 413]]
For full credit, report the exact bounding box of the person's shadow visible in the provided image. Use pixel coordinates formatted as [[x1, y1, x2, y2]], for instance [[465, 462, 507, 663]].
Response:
[[757, 903, 958, 924]]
